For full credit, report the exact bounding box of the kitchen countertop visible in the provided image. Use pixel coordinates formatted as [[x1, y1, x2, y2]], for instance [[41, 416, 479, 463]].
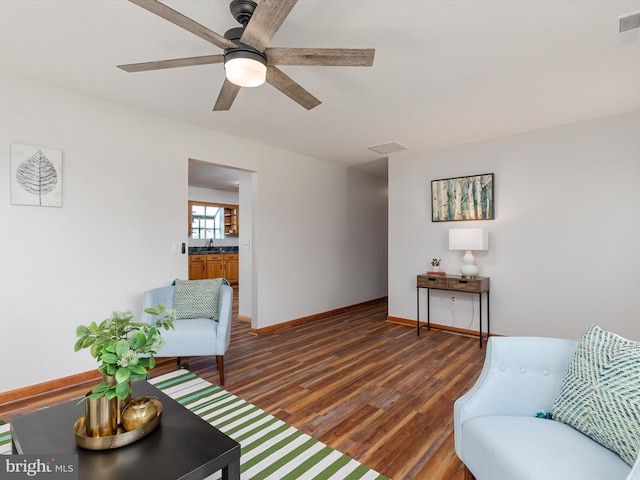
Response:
[[188, 246, 239, 254]]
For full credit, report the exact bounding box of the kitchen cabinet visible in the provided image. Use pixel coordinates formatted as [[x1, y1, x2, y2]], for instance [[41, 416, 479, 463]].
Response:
[[223, 254, 238, 284], [206, 254, 224, 279], [188, 255, 207, 280], [189, 253, 238, 284], [224, 207, 239, 236]]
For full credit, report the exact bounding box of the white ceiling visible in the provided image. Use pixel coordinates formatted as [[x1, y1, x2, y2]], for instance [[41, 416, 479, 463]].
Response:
[[2, 0, 640, 186], [189, 159, 243, 191]]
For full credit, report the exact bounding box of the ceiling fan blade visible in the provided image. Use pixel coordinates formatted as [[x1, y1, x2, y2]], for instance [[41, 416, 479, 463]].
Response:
[[129, 0, 236, 50], [240, 0, 297, 52], [118, 54, 224, 73], [266, 65, 321, 110], [266, 48, 375, 67], [213, 79, 242, 111]]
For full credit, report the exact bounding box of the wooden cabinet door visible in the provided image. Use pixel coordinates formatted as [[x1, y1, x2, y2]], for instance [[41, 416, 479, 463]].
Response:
[[206, 254, 224, 279], [188, 255, 207, 280], [223, 254, 239, 284]]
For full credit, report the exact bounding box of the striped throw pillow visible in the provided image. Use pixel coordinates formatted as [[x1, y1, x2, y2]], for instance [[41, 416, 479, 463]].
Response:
[[552, 325, 640, 466]]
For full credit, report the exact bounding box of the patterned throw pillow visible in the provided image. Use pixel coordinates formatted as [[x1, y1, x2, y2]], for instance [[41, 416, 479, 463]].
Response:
[[173, 278, 224, 320], [552, 325, 640, 466]]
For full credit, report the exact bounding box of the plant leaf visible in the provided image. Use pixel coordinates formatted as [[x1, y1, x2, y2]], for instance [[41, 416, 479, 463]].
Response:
[[129, 365, 147, 375], [115, 367, 131, 383], [115, 339, 130, 357], [100, 352, 118, 364], [73, 337, 85, 352], [131, 331, 146, 350], [92, 382, 109, 394], [115, 381, 132, 400]]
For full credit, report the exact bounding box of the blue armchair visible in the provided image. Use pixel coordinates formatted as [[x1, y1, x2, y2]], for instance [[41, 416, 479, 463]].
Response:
[[454, 336, 640, 480], [141, 282, 233, 386]]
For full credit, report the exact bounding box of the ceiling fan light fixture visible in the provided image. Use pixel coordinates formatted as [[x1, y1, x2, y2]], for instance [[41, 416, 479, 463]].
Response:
[[224, 50, 267, 88]]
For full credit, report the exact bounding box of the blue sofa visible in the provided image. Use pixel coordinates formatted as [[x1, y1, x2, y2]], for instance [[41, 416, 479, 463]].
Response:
[[454, 336, 640, 480]]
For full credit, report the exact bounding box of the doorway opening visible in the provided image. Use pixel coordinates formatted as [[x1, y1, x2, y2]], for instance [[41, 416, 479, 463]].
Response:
[[188, 158, 256, 326]]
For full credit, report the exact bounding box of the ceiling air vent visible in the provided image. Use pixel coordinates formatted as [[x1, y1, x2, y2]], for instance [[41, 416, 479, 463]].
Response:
[[367, 142, 408, 155], [619, 11, 640, 33], [617, 10, 640, 45]]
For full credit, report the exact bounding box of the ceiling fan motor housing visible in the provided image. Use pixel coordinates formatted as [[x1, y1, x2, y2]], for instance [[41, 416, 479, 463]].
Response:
[[223, 26, 267, 67], [230, 0, 257, 26]]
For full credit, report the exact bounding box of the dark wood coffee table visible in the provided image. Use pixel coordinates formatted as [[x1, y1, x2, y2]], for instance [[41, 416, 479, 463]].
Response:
[[10, 381, 240, 480]]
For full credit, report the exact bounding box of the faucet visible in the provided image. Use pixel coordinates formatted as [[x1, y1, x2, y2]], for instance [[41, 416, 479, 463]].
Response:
[[208, 239, 214, 248]]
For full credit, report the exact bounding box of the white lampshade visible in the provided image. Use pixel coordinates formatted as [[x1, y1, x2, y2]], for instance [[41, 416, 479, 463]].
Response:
[[224, 56, 267, 88], [449, 228, 488, 277], [448, 228, 488, 251]]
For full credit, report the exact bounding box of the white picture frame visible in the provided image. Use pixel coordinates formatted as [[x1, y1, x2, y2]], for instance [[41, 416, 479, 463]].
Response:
[[10, 142, 63, 207]]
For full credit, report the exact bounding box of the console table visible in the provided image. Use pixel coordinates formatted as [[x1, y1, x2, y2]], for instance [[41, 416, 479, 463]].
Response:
[[10, 381, 240, 480], [416, 274, 490, 348]]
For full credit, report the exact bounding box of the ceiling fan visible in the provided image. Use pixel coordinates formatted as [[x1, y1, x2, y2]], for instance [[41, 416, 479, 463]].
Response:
[[118, 0, 375, 111]]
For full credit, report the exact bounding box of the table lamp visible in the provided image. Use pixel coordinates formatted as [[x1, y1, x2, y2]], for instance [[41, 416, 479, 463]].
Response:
[[449, 228, 488, 278]]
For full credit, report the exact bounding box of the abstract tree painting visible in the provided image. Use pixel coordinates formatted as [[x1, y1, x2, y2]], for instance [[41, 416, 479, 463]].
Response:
[[11, 143, 62, 207], [431, 173, 493, 222]]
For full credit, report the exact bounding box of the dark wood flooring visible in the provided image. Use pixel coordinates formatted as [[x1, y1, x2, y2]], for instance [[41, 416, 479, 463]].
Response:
[[1, 290, 486, 479]]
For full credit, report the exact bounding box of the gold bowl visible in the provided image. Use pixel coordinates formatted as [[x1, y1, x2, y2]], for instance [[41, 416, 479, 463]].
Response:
[[73, 398, 162, 450], [122, 397, 159, 431]]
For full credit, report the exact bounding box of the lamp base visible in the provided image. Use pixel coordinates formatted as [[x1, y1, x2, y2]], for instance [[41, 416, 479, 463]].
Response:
[[460, 265, 479, 277], [460, 250, 479, 277]]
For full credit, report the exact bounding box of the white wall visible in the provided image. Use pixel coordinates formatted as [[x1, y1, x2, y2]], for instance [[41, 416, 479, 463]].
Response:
[[253, 153, 388, 328], [188, 186, 239, 206], [238, 171, 255, 321], [0, 72, 388, 392], [389, 111, 640, 341]]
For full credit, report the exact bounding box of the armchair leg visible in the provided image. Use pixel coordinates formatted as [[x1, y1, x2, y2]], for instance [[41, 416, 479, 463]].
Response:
[[463, 466, 476, 480], [217, 355, 225, 386], [176, 357, 189, 369]]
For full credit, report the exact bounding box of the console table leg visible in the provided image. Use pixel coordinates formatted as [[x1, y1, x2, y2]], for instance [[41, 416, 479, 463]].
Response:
[[427, 289, 430, 331], [416, 287, 420, 336], [479, 293, 483, 349], [487, 290, 490, 342]]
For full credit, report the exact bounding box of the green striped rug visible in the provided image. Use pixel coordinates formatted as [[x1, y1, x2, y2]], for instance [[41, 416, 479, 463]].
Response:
[[0, 423, 9, 454], [0, 370, 389, 480]]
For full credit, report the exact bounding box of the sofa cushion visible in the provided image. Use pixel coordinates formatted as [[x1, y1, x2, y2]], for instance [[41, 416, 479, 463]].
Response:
[[460, 416, 630, 480], [173, 278, 224, 320], [552, 325, 640, 466], [151, 318, 219, 356]]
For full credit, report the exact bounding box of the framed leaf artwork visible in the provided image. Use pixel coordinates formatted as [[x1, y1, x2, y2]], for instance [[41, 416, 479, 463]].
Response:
[[431, 173, 494, 222], [10, 142, 62, 207]]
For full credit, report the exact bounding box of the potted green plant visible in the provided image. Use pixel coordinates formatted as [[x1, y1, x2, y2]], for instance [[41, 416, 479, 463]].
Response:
[[431, 258, 442, 271], [74, 304, 176, 401]]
